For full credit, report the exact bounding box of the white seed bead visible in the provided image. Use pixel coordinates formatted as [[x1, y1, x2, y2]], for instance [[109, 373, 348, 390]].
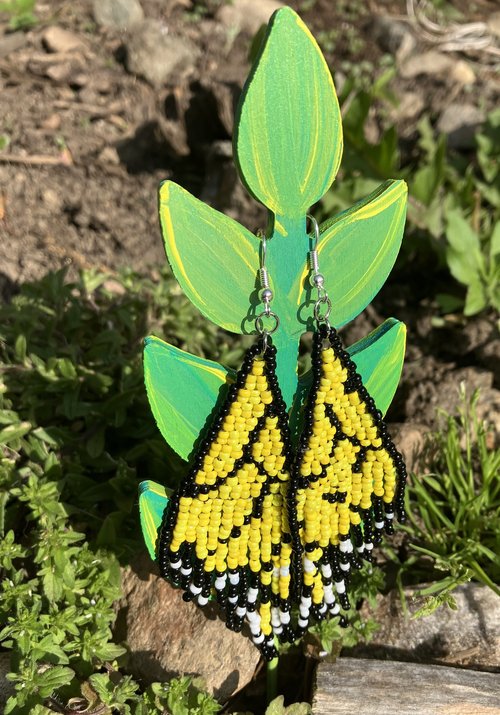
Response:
[[335, 580, 346, 594], [321, 564, 332, 579], [304, 558, 315, 573], [340, 539, 353, 553], [247, 587, 258, 603]]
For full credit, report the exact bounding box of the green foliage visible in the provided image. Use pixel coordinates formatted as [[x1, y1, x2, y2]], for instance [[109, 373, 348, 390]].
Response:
[[307, 564, 384, 655], [0, 267, 238, 713], [397, 388, 500, 610], [0, 0, 36, 29], [143, 677, 220, 715], [322, 78, 500, 315], [265, 695, 311, 715]]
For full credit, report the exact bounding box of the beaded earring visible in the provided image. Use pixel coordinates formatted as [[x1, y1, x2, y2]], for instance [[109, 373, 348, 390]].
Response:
[[289, 217, 407, 635], [156, 236, 295, 661]]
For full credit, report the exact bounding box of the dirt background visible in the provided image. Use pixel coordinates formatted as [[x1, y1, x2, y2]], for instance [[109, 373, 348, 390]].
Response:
[[0, 0, 499, 435]]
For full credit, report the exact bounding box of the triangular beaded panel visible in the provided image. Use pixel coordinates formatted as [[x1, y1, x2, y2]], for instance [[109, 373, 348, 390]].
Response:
[[157, 339, 294, 660], [290, 324, 407, 634]]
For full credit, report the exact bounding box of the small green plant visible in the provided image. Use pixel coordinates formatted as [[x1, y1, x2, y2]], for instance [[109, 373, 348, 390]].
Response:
[[400, 387, 500, 610], [321, 73, 500, 316], [265, 695, 311, 715], [0, 267, 240, 713], [445, 209, 500, 315], [307, 564, 384, 655], [0, 0, 37, 30]]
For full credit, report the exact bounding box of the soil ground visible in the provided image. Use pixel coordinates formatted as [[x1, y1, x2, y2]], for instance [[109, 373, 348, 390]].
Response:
[[0, 1, 498, 434]]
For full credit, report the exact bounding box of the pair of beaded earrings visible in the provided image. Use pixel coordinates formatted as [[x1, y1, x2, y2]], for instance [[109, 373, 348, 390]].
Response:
[[157, 218, 407, 660]]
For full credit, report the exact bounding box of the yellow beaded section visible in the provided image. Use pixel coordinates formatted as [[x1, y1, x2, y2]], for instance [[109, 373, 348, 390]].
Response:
[[170, 356, 292, 627], [297, 345, 398, 554]]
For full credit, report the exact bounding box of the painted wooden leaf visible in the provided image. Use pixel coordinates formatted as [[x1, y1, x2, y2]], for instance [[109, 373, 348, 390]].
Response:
[[293, 180, 408, 328], [158, 181, 259, 334], [348, 318, 406, 416], [144, 336, 235, 461], [291, 318, 406, 426], [234, 7, 342, 218], [139, 480, 170, 560]]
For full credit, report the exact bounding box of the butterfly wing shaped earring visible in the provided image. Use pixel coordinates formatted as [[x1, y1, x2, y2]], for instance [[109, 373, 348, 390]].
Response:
[[156, 236, 295, 659], [290, 216, 407, 634]]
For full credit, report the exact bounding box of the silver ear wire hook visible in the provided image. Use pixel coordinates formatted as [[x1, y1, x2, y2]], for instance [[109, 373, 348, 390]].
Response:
[[255, 231, 280, 344], [306, 214, 332, 325]]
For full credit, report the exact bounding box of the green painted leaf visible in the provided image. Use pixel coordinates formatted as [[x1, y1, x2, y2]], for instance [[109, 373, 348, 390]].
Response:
[[349, 318, 406, 416], [139, 480, 170, 560], [144, 335, 235, 461], [234, 7, 342, 218], [292, 319, 406, 424], [293, 180, 407, 328], [158, 180, 259, 334]]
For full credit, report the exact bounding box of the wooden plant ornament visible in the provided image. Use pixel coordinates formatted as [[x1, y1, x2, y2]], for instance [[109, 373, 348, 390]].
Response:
[[139, 7, 408, 660]]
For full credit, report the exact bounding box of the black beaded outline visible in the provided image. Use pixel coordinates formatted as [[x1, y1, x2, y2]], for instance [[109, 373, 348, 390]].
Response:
[[156, 335, 294, 660], [289, 323, 407, 632]]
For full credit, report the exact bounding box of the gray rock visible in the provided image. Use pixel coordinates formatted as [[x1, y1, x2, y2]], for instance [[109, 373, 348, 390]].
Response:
[[390, 91, 424, 123], [438, 103, 484, 150], [125, 20, 198, 88], [350, 583, 500, 670], [42, 26, 88, 53], [400, 50, 454, 79], [93, 0, 144, 30], [450, 60, 475, 86], [388, 423, 426, 474], [372, 15, 416, 62], [0, 31, 27, 58], [217, 0, 283, 37], [115, 554, 260, 702]]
